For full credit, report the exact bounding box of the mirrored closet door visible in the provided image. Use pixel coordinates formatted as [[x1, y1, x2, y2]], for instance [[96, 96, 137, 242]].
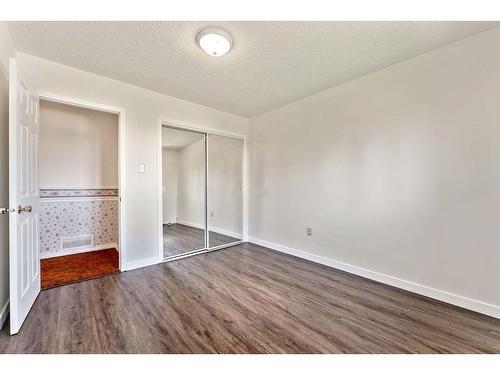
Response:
[[161, 125, 243, 260], [207, 134, 243, 249], [161, 126, 206, 259]]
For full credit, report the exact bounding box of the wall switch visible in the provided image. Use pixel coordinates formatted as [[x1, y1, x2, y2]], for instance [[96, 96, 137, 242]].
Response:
[[139, 163, 145, 173], [307, 227, 312, 236]]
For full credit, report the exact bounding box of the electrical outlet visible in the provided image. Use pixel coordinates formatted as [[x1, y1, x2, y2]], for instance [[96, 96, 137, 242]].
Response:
[[307, 227, 312, 236], [210, 211, 214, 218]]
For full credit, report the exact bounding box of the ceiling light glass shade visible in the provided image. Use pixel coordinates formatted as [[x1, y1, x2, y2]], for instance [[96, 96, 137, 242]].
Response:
[[197, 28, 232, 57]]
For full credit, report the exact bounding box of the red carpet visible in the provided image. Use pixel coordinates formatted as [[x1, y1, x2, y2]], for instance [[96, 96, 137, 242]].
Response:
[[41, 248, 119, 289]]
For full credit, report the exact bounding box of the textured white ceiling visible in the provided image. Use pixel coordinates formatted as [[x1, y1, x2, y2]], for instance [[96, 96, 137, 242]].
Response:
[[162, 126, 203, 150], [7, 21, 499, 117]]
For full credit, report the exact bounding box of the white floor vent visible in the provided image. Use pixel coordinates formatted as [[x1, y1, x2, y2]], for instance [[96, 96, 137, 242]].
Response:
[[60, 234, 94, 251]]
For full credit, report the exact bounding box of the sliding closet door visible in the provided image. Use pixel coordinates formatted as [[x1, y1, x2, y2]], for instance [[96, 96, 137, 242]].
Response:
[[207, 134, 243, 249], [161, 126, 206, 258]]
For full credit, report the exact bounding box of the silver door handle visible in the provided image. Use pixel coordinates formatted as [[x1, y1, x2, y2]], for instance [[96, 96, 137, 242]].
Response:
[[0, 207, 15, 214], [17, 205, 32, 214]]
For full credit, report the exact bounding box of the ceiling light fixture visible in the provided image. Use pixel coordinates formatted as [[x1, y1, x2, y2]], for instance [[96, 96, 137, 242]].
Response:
[[197, 28, 232, 57]]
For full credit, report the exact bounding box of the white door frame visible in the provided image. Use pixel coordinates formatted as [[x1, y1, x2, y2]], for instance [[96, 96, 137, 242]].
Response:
[[157, 118, 249, 261], [38, 93, 127, 271]]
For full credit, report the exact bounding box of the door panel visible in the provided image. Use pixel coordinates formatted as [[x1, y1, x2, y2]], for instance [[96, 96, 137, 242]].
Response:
[[9, 58, 40, 335], [207, 134, 243, 249], [161, 126, 207, 259]]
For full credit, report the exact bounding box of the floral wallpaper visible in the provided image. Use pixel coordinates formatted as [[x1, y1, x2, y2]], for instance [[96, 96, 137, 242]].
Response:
[[40, 189, 119, 256]]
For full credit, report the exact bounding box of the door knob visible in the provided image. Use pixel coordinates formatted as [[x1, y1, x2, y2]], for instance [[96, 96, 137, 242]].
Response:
[[0, 207, 15, 214], [17, 205, 32, 214]]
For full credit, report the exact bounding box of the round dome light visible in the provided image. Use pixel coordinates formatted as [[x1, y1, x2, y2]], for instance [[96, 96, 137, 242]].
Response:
[[197, 28, 232, 57]]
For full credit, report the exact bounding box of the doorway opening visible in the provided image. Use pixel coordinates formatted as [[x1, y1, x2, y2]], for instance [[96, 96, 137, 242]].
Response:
[[38, 98, 121, 288], [160, 124, 244, 260]]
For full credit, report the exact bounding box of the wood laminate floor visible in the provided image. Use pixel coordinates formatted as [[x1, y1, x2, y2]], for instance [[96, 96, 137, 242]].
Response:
[[1, 243, 499, 353], [163, 223, 239, 258]]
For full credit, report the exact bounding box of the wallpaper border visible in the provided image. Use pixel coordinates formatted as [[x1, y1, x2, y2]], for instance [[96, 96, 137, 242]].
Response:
[[40, 188, 118, 198]]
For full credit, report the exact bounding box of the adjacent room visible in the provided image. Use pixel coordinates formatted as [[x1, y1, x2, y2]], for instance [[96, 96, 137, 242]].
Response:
[[38, 99, 120, 288], [1, 20, 500, 355]]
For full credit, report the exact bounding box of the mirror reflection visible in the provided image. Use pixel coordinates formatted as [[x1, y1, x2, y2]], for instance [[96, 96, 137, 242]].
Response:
[[162, 126, 206, 258], [207, 134, 243, 248]]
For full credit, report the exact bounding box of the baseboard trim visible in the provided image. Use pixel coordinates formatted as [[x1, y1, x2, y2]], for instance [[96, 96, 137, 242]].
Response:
[[40, 243, 119, 259], [208, 226, 242, 240], [248, 237, 500, 320], [0, 299, 9, 330], [176, 220, 204, 230], [123, 256, 162, 271], [176, 220, 242, 239]]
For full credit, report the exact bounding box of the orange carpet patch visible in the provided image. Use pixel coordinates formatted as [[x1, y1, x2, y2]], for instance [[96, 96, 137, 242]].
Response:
[[41, 248, 119, 289]]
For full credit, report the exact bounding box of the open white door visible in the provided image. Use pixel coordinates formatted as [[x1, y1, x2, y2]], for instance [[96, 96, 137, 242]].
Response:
[[8, 58, 40, 335]]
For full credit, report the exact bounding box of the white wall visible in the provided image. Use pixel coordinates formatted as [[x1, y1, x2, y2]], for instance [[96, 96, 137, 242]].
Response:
[[162, 148, 178, 224], [249, 26, 500, 315], [17, 53, 250, 267], [39, 99, 118, 188], [177, 139, 205, 227], [0, 22, 16, 327], [208, 135, 243, 237]]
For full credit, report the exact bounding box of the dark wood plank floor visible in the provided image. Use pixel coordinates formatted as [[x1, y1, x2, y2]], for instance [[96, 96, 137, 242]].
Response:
[[163, 223, 239, 258], [41, 248, 120, 289], [1, 243, 499, 353]]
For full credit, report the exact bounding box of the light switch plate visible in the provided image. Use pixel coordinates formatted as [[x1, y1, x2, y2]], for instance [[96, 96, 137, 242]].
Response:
[[139, 163, 145, 173]]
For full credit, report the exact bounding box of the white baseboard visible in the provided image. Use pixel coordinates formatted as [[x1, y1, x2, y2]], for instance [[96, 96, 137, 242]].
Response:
[[40, 243, 119, 259], [176, 220, 204, 230], [176, 220, 242, 239], [249, 237, 500, 320], [123, 256, 162, 271], [0, 299, 9, 330], [209, 226, 242, 240], [163, 219, 177, 225]]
